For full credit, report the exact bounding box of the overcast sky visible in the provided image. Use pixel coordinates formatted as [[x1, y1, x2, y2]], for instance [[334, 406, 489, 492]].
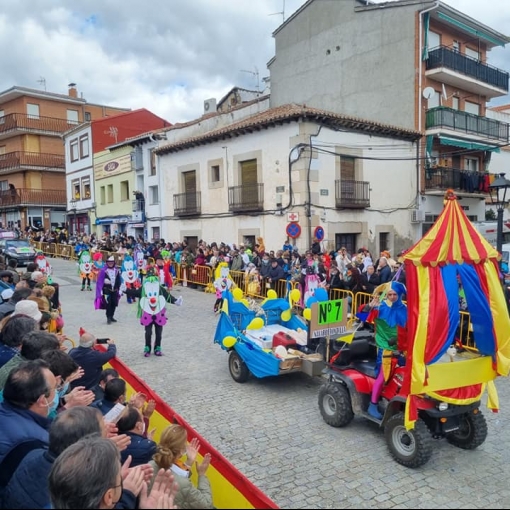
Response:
[[0, 0, 509, 123]]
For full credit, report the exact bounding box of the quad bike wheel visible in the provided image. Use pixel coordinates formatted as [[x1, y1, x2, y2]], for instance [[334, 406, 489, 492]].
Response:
[[228, 350, 250, 383], [446, 410, 487, 450], [384, 412, 433, 468], [318, 382, 354, 427]]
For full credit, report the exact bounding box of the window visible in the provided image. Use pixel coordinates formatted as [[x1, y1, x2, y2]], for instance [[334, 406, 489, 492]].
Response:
[[211, 164, 220, 183], [27, 103, 40, 119], [150, 150, 156, 176], [452, 96, 459, 110], [84, 112, 91, 121], [72, 180, 81, 200], [465, 47, 479, 60], [0, 146, 5, 156], [67, 110, 79, 124], [464, 101, 480, 116], [465, 157, 478, 172], [0, 110, 4, 124], [0, 180, 8, 190], [100, 186, 106, 205], [427, 90, 440, 109], [379, 232, 390, 252], [107, 184, 113, 203], [151, 227, 160, 241], [134, 147, 143, 171], [81, 178, 91, 199], [428, 31, 441, 50], [70, 139, 79, 162], [452, 40, 460, 52], [120, 180, 129, 201], [79, 135, 89, 158], [149, 185, 159, 204]]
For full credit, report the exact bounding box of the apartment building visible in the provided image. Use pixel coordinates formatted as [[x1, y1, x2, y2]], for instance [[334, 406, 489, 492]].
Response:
[[63, 109, 171, 236], [268, 0, 510, 235], [0, 84, 129, 230]]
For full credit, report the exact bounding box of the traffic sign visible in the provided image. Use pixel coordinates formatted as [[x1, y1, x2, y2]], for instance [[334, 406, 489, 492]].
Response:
[[286, 222, 301, 239], [314, 226, 324, 241]]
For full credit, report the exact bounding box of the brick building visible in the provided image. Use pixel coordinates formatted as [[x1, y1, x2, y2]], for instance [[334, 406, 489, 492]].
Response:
[[0, 84, 129, 231]]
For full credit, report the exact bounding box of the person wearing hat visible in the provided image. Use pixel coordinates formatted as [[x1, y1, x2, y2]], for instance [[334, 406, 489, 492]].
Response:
[[95, 256, 121, 324], [11, 300, 43, 323], [0, 270, 15, 290], [366, 281, 407, 419]]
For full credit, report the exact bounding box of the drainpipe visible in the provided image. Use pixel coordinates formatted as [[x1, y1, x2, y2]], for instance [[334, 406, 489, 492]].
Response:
[[418, 1, 439, 200]]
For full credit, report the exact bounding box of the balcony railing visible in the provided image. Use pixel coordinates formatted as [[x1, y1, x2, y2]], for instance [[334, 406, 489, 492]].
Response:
[[0, 151, 66, 173], [0, 188, 66, 208], [335, 180, 370, 208], [173, 192, 201, 217], [0, 113, 79, 136], [426, 46, 509, 92], [132, 199, 145, 212], [425, 166, 493, 194], [228, 183, 264, 213], [426, 107, 509, 143]]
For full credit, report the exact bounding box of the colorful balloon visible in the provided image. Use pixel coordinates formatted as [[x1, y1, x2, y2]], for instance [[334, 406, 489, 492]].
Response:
[[281, 309, 292, 322], [222, 336, 237, 348], [232, 288, 244, 301], [314, 288, 328, 302], [267, 289, 277, 299], [290, 288, 301, 303], [247, 317, 264, 330], [303, 308, 312, 321], [241, 298, 250, 307]]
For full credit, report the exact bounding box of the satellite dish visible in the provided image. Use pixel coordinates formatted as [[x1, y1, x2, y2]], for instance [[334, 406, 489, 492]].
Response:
[[423, 87, 435, 100]]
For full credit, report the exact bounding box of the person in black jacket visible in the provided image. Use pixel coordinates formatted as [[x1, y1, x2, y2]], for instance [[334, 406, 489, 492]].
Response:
[[267, 259, 286, 297], [68, 331, 116, 390], [117, 404, 157, 468], [360, 265, 380, 294]]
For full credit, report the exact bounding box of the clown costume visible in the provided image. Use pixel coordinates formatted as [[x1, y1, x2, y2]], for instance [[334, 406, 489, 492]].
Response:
[[78, 249, 93, 291]]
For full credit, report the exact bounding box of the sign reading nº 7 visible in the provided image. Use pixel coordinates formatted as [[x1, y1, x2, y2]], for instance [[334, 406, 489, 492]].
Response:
[[317, 299, 344, 325]]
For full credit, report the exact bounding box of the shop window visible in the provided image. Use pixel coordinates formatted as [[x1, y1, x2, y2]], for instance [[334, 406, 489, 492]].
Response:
[[120, 180, 129, 201]]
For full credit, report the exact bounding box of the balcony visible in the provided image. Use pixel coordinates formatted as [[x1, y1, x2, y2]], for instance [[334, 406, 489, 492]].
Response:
[[335, 180, 370, 209], [0, 113, 78, 141], [0, 151, 65, 174], [0, 188, 66, 209], [426, 46, 509, 99], [228, 183, 264, 213], [173, 192, 201, 217], [132, 199, 145, 212], [424, 166, 493, 197], [426, 107, 509, 144]]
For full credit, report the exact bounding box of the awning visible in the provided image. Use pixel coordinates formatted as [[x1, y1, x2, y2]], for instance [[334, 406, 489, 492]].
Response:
[[438, 136, 500, 153]]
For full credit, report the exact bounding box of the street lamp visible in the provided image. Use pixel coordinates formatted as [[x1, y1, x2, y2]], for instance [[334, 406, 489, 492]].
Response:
[[488, 173, 510, 255], [69, 198, 77, 235]]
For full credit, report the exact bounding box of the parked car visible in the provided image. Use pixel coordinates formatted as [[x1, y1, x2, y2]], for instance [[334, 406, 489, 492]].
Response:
[[0, 237, 37, 268]]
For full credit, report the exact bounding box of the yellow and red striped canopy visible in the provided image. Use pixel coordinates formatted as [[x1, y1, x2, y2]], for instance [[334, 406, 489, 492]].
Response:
[[403, 192, 499, 266]]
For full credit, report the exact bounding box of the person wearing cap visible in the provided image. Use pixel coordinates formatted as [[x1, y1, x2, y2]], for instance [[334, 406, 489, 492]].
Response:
[[0, 270, 15, 290], [95, 256, 121, 324]]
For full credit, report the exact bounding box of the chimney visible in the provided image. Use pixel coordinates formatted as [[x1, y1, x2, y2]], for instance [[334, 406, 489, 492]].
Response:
[[68, 83, 78, 98]]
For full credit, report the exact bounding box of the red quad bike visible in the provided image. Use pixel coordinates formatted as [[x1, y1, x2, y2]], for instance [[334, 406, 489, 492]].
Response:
[[317, 329, 488, 468]]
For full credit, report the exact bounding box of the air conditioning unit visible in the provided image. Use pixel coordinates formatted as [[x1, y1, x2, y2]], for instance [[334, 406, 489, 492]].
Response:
[[203, 98, 217, 113], [411, 209, 425, 223]]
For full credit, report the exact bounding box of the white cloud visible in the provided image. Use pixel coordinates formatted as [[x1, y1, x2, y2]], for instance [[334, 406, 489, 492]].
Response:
[[0, 0, 508, 122]]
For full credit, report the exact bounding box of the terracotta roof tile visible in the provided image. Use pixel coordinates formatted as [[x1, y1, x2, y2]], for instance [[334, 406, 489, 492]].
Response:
[[155, 103, 422, 155]]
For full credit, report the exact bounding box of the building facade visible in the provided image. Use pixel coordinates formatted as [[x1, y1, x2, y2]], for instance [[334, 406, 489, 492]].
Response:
[[268, 0, 510, 231], [63, 109, 171, 236], [155, 105, 421, 255], [0, 84, 129, 231]]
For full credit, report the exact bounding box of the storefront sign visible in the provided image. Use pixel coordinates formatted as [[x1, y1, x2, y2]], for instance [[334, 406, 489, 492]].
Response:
[[94, 154, 131, 180]]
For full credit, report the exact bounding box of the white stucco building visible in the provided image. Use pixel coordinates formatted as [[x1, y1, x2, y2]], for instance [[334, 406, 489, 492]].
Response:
[[154, 104, 421, 255]]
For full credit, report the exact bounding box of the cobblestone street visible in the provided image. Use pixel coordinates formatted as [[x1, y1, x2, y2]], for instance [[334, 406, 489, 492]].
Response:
[[53, 258, 510, 509]]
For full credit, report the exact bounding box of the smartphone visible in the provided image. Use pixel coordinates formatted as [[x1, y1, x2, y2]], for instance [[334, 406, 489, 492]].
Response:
[[96, 338, 109, 344], [104, 403, 126, 424]]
